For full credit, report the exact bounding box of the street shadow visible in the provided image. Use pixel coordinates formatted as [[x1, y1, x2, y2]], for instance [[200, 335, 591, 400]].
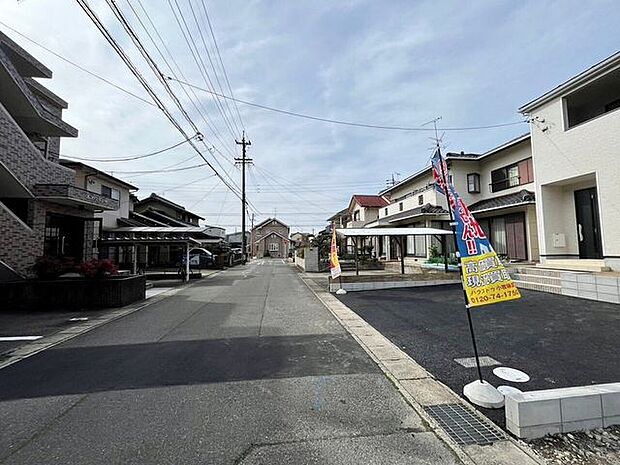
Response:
[[0, 333, 377, 401]]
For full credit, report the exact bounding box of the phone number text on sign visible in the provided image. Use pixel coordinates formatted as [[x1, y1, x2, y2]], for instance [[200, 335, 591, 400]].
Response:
[[461, 252, 521, 307]]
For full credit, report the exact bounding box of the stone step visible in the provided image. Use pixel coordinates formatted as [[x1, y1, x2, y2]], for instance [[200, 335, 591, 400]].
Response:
[[537, 263, 610, 272], [513, 279, 562, 294], [545, 259, 606, 266], [507, 266, 564, 278], [511, 273, 561, 286]]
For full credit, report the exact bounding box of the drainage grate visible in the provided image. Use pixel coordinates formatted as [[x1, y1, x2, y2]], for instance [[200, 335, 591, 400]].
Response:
[[424, 403, 505, 446], [454, 356, 500, 368]]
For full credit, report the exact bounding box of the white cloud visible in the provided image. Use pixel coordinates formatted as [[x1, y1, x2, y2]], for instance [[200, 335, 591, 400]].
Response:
[[1, 0, 618, 232]]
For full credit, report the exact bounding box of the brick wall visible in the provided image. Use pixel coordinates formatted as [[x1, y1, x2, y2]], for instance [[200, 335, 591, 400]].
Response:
[[0, 102, 95, 277], [0, 102, 73, 189], [253, 221, 290, 258], [0, 202, 37, 276]]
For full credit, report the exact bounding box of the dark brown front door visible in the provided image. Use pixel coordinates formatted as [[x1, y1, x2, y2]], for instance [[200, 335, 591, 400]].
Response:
[[505, 213, 527, 261], [575, 188, 602, 259]]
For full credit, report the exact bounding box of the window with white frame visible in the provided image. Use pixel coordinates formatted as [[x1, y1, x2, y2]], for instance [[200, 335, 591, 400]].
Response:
[[467, 173, 480, 193], [406, 235, 426, 257], [268, 242, 279, 252]]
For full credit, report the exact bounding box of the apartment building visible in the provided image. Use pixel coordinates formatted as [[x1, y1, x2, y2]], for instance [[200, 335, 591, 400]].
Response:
[[0, 30, 117, 280], [520, 52, 620, 271]]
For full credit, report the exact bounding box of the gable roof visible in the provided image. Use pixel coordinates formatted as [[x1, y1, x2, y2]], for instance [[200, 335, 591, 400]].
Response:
[[519, 51, 620, 113], [253, 217, 289, 230], [350, 194, 389, 209], [135, 193, 204, 220], [254, 230, 290, 243]]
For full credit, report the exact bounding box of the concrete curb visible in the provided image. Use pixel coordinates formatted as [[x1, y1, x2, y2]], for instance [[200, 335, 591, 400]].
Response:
[[299, 274, 547, 465], [0, 271, 222, 371]]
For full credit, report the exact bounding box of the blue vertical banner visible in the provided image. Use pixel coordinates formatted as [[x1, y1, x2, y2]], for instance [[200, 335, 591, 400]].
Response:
[[431, 149, 521, 307]]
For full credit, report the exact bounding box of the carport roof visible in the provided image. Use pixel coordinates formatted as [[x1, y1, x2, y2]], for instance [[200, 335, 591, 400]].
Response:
[[337, 227, 451, 236]]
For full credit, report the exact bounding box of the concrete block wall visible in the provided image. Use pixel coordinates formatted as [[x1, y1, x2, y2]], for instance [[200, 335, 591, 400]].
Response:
[[561, 273, 620, 304], [505, 383, 620, 439]]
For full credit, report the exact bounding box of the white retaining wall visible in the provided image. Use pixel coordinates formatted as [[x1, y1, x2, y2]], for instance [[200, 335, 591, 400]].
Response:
[[505, 383, 620, 439]]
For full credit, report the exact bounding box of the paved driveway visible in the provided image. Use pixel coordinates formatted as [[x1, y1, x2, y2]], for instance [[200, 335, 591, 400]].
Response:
[[338, 285, 620, 427]]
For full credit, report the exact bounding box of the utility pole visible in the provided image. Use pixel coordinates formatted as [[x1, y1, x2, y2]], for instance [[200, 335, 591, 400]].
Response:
[[235, 133, 252, 264]]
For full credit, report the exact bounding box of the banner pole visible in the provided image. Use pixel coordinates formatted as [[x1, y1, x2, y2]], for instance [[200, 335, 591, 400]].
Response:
[[436, 147, 483, 383]]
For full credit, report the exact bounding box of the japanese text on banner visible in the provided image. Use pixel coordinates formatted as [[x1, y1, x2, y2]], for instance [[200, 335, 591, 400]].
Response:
[[431, 149, 521, 307]]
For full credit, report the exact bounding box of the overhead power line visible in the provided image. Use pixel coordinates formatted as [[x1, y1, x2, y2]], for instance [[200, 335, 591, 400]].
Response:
[[110, 162, 206, 174], [185, 0, 241, 137], [76, 1, 256, 213], [169, 77, 527, 132], [128, 0, 236, 159], [0, 20, 155, 107], [165, 0, 238, 139], [199, 0, 246, 133], [59, 137, 193, 162], [126, 0, 246, 196]]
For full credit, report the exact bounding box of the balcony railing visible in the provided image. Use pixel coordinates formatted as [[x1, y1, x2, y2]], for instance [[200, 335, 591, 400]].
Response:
[[34, 184, 119, 210]]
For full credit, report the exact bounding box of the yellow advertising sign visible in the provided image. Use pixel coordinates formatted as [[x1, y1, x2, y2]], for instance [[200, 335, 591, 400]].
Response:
[[461, 252, 521, 307]]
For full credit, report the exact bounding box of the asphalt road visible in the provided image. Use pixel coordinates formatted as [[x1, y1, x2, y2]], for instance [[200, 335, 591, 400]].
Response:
[[337, 284, 620, 427], [0, 260, 459, 465]]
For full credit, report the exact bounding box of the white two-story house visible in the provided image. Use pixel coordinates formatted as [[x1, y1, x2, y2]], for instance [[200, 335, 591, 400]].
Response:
[[60, 160, 138, 230], [372, 134, 539, 265], [519, 52, 620, 271]]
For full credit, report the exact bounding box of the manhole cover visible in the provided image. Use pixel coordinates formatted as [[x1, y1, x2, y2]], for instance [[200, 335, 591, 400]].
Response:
[[424, 403, 505, 446], [454, 356, 500, 368], [493, 367, 530, 383]]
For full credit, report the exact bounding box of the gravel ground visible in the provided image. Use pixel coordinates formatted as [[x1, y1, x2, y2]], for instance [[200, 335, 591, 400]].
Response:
[[528, 426, 620, 465]]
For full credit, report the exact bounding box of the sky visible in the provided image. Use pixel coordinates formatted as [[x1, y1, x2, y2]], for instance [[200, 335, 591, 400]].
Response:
[[1, 0, 618, 234]]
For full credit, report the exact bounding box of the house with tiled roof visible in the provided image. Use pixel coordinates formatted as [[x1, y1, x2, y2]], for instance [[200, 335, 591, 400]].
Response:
[[374, 133, 539, 264], [347, 195, 389, 228]]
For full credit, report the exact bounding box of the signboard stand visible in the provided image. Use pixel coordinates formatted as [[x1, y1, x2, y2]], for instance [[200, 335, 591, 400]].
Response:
[[435, 147, 504, 409]]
